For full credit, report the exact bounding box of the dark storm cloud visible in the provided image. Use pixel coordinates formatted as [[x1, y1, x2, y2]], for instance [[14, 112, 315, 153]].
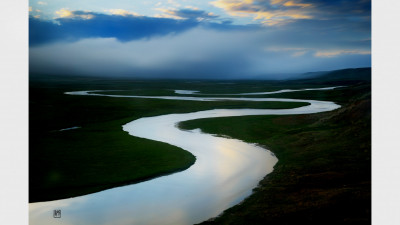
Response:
[[211, 0, 370, 26], [29, 11, 251, 46], [29, 26, 370, 79], [30, 13, 199, 46], [307, 0, 371, 17], [168, 9, 219, 20], [30, 14, 196, 46]]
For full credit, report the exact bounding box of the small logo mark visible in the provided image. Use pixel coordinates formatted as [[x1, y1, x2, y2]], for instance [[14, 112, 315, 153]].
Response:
[[53, 209, 61, 218]]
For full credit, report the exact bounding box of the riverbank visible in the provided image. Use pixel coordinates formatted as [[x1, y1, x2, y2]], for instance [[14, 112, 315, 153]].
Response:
[[179, 83, 371, 224]]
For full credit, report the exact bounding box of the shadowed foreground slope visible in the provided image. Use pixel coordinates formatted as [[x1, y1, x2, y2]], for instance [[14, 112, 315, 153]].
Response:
[[179, 84, 371, 225]]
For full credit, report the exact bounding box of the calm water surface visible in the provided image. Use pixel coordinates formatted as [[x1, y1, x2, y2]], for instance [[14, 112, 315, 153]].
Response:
[[29, 88, 341, 225]]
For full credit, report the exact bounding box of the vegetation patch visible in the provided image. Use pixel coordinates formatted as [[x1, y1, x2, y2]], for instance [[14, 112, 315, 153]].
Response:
[[30, 78, 308, 202], [179, 83, 371, 225]]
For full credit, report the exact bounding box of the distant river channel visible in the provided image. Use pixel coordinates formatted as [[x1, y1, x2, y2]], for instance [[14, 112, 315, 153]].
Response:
[[29, 87, 341, 225]]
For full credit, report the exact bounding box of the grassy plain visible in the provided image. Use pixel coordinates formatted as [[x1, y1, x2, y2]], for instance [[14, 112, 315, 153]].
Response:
[[30, 77, 309, 202], [30, 68, 371, 225], [179, 82, 371, 225]]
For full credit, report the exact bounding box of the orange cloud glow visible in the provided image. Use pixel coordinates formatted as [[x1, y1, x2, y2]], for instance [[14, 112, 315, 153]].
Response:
[[211, 0, 313, 26], [106, 9, 141, 17], [283, 1, 312, 8], [55, 9, 95, 20], [154, 8, 185, 19]]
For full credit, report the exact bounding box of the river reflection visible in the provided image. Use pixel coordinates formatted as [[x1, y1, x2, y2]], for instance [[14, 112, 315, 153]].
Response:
[[30, 88, 341, 225]]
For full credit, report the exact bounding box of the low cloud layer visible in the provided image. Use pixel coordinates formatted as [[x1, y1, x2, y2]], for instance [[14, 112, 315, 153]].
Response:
[[30, 27, 370, 79]]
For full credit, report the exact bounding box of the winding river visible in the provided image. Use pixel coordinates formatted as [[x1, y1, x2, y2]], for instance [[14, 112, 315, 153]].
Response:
[[29, 87, 341, 225]]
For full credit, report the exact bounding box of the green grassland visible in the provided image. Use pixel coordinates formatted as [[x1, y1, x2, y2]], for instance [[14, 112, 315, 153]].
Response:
[[179, 82, 371, 225], [30, 68, 371, 225], [30, 78, 309, 202]]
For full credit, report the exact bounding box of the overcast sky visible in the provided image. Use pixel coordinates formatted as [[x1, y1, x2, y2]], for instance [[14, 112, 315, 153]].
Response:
[[29, 0, 371, 79]]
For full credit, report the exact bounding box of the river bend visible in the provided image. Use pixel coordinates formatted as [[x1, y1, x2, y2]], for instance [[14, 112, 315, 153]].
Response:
[[29, 87, 341, 225]]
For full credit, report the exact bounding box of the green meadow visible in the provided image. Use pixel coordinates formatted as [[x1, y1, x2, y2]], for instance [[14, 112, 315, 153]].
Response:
[[30, 68, 370, 224], [30, 77, 308, 202], [182, 83, 371, 225]]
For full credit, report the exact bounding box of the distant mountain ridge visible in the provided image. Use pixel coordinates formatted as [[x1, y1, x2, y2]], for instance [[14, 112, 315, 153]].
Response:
[[289, 67, 371, 84]]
